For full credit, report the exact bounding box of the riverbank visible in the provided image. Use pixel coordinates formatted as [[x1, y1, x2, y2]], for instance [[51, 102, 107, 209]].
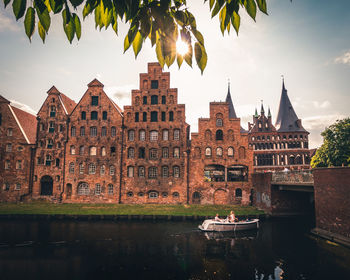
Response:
[[0, 202, 264, 220]]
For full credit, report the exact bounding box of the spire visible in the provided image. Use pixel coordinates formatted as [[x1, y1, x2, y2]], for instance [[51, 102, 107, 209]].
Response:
[[275, 78, 306, 132], [268, 107, 271, 118], [254, 108, 258, 118], [260, 100, 265, 115], [225, 79, 237, 119]]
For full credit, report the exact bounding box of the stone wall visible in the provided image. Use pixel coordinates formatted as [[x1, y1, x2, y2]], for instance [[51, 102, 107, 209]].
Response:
[[313, 167, 350, 239], [252, 173, 272, 212]]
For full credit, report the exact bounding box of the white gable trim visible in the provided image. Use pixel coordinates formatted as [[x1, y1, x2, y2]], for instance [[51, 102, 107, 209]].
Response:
[[8, 105, 30, 144]]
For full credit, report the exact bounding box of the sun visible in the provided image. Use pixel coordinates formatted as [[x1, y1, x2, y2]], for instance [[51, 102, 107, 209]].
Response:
[[176, 39, 189, 56]]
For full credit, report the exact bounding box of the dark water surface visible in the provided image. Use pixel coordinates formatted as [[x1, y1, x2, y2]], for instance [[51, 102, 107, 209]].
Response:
[[0, 218, 349, 280]]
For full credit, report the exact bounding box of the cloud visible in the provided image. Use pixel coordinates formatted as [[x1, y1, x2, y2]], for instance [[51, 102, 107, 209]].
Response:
[[312, 100, 331, 109], [334, 50, 350, 65], [10, 100, 37, 115], [0, 10, 21, 32], [303, 114, 347, 131], [104, 84, 135, 100]]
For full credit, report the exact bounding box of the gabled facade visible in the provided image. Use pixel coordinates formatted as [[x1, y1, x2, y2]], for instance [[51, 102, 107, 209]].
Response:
[[64, 79, 123, 202], [0, 95, 37, 202], [248, 80, 311, 171], [122, 63, 190, 203], [190, 87, 254, 205], [32, 86, 76, 200]]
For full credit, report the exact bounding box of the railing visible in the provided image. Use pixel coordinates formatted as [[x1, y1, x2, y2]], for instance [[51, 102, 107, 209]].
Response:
[[271, 170, 313, 184]]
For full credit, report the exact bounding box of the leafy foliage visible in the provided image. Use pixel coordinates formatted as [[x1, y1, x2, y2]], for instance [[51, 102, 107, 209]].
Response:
[[311, 118, 350, 168], [3, 0, 268, 72]]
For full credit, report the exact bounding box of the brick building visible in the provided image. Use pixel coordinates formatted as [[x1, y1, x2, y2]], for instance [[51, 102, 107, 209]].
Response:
[[248, 80, 311, 172], [190, 87, 254, 205], [122, 63, 190, 203], [0, 95, 37, 202]]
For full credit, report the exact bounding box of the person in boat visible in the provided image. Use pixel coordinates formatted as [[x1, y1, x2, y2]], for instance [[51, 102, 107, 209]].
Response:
[[214, 213, 223, 222], [228, 211, 236, 223]]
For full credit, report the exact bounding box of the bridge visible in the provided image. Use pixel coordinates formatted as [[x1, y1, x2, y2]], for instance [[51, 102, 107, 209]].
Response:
[[271, 170, 314, 192]]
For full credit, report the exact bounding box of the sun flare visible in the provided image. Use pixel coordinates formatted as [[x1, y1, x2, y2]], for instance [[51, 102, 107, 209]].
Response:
[[176, 39, 189, 56]]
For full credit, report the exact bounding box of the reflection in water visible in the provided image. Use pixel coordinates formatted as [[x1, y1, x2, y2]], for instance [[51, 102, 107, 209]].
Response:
[[0, 218, 349, 280]]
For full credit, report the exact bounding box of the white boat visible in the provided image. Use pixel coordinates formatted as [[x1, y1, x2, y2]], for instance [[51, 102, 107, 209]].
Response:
[[198, 218, 259, 232]]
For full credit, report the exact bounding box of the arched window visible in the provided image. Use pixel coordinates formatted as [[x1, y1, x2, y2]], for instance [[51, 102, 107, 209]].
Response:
[[89, 146, 97, 156], [151, 111, 158, 122], [91, 111, 98, 120], [216, 130, 223, 140], [205, 130, 212, 140], [216, 118, 223, 127], [81, 111, 86, 120], [216, 147, 223, 157], [205, 147, 212, 157], [151, 95, 158, 104], [162, 192, 168, 198], [127, 191, 133, 197], [101, 146, 106, 156], [108, 184, 114, 194], [127, 166, 134, 177], [228, 147, 234, 157], [162, 166, 169, 177], [169, 111, 174, 121], [173, 147, 180, 158], [128, 130, 135, 141], [110, 165, 115, 175], [90, 126, 97, 137], [100, 165, 105, 175], [173, 166, 180, 178], [80, 126, 85, 136], [150, 130, 158, 141], [148, 167, 158, 178], [88, 163, 96, 174], [139, 129, 146, 141], [78, 182, 89, 195], [70, 145, 76, 155], [138, 166, 145, 177], [162, 129, 169, 140], [149, 191, 159, 198], [238, 147, 246, 159], [128, 147, 135, 158], [70, 126, 76, 136], [111, 127, 116, 137], [173, 129, 180, 140], [235, 188, 242, 198], [69, 162, 75, 174], [173, 192, 179, 198], [79, 163, 84, 174]]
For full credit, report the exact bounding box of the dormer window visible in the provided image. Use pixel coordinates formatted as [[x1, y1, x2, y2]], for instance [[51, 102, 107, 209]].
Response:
[[151, 80, 158, 89]]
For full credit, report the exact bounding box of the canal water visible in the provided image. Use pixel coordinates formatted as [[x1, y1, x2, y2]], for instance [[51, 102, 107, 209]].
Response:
[[0, 218, 349, 280]]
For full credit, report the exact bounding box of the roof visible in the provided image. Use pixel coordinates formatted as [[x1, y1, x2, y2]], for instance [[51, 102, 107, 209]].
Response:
[[11, 105, 37, 144], [60, 93, 76, 114], [0, 95, 10, 104], [88, 79, 104, 87], [225, 83, 246, 132], [275, 80, 307, 132]]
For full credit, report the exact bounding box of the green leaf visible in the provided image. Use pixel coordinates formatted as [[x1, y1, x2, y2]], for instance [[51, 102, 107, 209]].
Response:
[[112, 17, 118, 35], [62, 9, 75, 43], [69, 0, 84, 8], [183, 44, 192, 67], [12, 0, 26, 20], [256, 0, 267, 14], [219, 5, 226, 35], [132, 31, 143, 58], [83, 0, 97, 19], [127, 24, 138, 45], [176, 54, 183, 69], [245, 0, 257, 21], [49, 0, 63, 14], [4, 0, 11, 8], [194, 42, 207, 74], [192, 29, 204, 46], [231, 11, 240, 35], [209, 0, 215, 10], [156, 34, 165, 67], [124, 34, 131, 52], [44, 0, 52, 13], [211, 1, 224, 18], [35, 1, 51, 32], [38, 20, 46, 42], [73, 13, 81, 40], [24, 7, 35, 41]]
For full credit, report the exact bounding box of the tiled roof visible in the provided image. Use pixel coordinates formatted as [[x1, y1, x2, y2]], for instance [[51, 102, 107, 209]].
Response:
[[60, 93, 76, 114], [11, 106, 37, 144], [88, 79, 104, 87]]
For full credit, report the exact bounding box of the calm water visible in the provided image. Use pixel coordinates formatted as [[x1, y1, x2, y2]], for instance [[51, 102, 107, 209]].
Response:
[[0, 218, 349, 280]]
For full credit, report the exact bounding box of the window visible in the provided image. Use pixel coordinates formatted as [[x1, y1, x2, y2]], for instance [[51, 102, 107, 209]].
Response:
[[151, 95, 158, 104], [238, 147, 246, 159], [89, 163, 96, 174], [49, 121, 55, 133], [81, 111, 86, 120], [228, 147, 234, 157], [127, 192, 133, 197], [205, 130, 212, 140], [110, 146, 116, 155], [151, 80, 159, 89], [4, 182, 10, 191], [173, 129, 180, 140], [101, 126, 107, 136], [138, 166, 145, 177], [161, 111, 166, 121], [102, 111, 107, 120], [173, 166, 180, 178], [227, 165, 248, 182], [101, 146, 106, 156], [235, 188, 242, 198], [205, 147, 212, 157], [135, 112, 139, 122], [150, 149, 158, 159], [162, 130, 169, 140], [79, 163, 85, 174], [162, 147, 169, 158], [70, 145, 76, 155], [173, 192, 179, 198], [110, 165, 116, 175], [16, 160, 23, 170], [149, 191, 158, 198], [80, 126, 85, 136], [125, 147, 134, 158], [150, 130, 158, 141], [216, 118, 223, 127], [95, 184, 101, 195], [169, 111, 174, 121], [138, 147, 145, 158], [111, 127, 116, 137], [151, 111, 158, 122], [59, 124, 64, 132], [216, 130, 223, 140], [79, 146, 85, 155], [89, 146, 97, 156], [91, 111, 98, 120], [142, 112, 147, 122], [143, 96, 147, 104], [162, 166, 169, 177], [37, 157, 42, 165], [78, 182, 89, 195], [0, 113, 2, 126], [55, 175, 60, 182], [148, 167, 157, 178], [128, 130, 135, 141], [127, 166, 134, 177], [71, 125, 76, 136], [91, 96, 98, 106], [15, 183, 21, 190], [90, 126, 97, 137], [173, 147, 180, 158], [40, 123, 44, 131], [6, 143, 12, 152], [5, 160, 10, 169], [7, 128, 13, 136], [108, 184, 114, 194], [204, 165, 225, 182], [216, 147, 223, 157], [50, 105, 56, 117], [161, 192, 168, 198], [139, 130, 146, 141], [55, 158, 60, 167], [161, 95, 166, 104], [69, 162, 75, 174], [47, 139, 53, 149], [100, 165, 105, 175]]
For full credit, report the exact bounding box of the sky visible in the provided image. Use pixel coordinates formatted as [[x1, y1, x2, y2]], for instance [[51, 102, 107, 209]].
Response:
[[0, 0, 349, 148]]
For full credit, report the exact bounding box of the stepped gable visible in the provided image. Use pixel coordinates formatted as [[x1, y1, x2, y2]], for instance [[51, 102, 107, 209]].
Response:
[[10, 105, 37, 144], [275, 80, 307, 132], [225, 82, 246, 132]]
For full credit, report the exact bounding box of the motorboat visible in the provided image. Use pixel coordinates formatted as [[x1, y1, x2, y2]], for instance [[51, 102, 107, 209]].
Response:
[[198, 218, 259, 232]]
